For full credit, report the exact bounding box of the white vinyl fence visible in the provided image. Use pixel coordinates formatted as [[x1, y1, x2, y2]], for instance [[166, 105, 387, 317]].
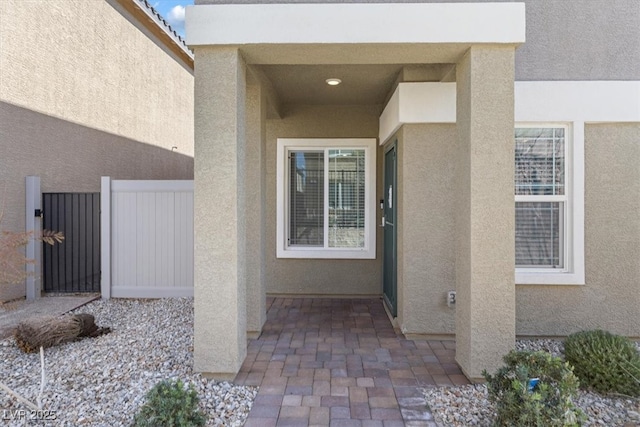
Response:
[[101, 177, 194, 298]]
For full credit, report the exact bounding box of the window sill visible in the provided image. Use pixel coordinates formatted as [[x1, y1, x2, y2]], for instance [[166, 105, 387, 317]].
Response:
[[277, 247, 376, 259], [515, 270, 585, 285]]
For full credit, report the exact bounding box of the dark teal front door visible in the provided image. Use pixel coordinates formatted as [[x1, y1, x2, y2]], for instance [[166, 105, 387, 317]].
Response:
[[383, 142, 397, 317]]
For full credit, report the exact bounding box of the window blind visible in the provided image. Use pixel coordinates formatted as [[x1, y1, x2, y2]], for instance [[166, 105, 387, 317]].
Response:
[[515, 202, 562, 267], [289, 151, 324, 246]]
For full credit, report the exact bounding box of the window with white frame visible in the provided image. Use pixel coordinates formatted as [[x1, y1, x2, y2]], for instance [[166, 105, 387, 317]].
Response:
[[514, 123, 585, 285], [276, 138, 376, 259], [515, 126, 567, 269]]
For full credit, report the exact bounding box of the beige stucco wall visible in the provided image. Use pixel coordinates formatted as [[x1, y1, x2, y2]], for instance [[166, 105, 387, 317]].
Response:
[[0, 0, 194, 155], [387, 121, 640, 340], [516, 123, 640, 338], [244, 81, 267, 334], [0, 0, 194, 300], [393, 124, 457, 336], [454, 46, 516, 379], [193, 46, 247, 377], [0, 102, 194, 300], [265, 104, 383, 295]]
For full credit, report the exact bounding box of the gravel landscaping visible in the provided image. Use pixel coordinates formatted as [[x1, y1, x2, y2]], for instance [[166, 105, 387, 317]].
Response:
[[424, 339, 640, 427], [2, 298, 638, 427], [0, 298, 257, 427]]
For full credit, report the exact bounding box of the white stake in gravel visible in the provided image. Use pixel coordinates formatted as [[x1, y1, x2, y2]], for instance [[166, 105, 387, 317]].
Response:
[[37, 345, 46, 409]]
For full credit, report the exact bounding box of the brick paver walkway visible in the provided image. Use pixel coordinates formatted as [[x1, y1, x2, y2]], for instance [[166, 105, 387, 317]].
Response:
[[235, 297, 469, 426]]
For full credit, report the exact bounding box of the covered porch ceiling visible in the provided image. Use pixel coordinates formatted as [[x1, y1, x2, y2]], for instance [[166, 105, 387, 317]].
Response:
[[256, 63, 456, 109], [187, 2, 526, 113]]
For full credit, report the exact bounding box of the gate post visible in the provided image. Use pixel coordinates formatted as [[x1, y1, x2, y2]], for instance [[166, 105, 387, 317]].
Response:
[[25, 176, 41, 301], [100, 177, 111, 299]]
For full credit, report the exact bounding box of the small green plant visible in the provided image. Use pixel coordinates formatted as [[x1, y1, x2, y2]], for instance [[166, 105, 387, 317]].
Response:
[[483, 350, 585, 427], [564, 329, 640, 397], [132, 379, 206, 427]]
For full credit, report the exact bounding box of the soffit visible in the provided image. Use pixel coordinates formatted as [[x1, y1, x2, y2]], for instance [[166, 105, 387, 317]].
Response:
[[237, 43, 471, 66], [259, 64, 402, 106], [243, 42, 465, 109], [255, 63, 455, 107]]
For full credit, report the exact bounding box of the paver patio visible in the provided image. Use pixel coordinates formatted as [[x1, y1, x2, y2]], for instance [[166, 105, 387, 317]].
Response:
[[234, 297, 469, 426]]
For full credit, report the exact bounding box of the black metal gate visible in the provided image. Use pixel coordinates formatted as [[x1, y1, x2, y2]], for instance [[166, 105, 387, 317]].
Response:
[[42, 193, 100, 293]]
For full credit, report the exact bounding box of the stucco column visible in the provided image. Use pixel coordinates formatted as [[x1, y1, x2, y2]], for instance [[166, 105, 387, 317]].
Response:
[[455, 46, 516, 380], [193, 46, 247, 378], [245, 76, 267, 336]]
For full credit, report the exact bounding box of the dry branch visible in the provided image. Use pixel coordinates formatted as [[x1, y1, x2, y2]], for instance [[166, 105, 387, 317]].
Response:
[[40, 230, 64, 246], [0, 228, 64, 286], [37, 346, 45, 409], [0, 381, 39, 411], [0, 230, 32, 286]]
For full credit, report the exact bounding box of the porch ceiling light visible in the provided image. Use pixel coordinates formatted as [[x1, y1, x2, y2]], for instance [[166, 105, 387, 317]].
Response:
[[326, 78, 342, 86]]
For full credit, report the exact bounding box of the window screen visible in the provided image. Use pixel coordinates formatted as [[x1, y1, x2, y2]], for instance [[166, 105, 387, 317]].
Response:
[[328, 149, 365, 248], [515, 128, 565, 196]]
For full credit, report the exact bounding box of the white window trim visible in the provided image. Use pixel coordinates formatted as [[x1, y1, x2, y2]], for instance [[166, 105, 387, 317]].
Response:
[[515, 122, 585, 285], [276, 138, 377, 259]]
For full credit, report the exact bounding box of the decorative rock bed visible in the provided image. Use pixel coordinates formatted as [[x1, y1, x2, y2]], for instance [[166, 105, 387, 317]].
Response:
[[2, 298, 637, 426], [0, 298, 257, 426], [423, 339, 640, 427]]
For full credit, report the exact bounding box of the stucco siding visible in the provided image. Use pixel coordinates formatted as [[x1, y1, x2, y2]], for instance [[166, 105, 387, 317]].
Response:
[[0, 102, 193, 300], [0, 101, 194, 230], [384, 122, 640, 339], [514, 0, 640, 81], [396, 124, 457, 335], [0, 0, 194, 154], [0, 0, 194, 300], [194, 0, 640, 82], [265, 105, 382, 295], [516, 123, 640, 337], [193, 47, 247, 375]]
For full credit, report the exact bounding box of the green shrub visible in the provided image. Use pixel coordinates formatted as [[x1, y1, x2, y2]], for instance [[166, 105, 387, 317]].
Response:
[[132, 379, 206, 427], [483, 350, 585, 427], [564, 329, 640, 397]]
